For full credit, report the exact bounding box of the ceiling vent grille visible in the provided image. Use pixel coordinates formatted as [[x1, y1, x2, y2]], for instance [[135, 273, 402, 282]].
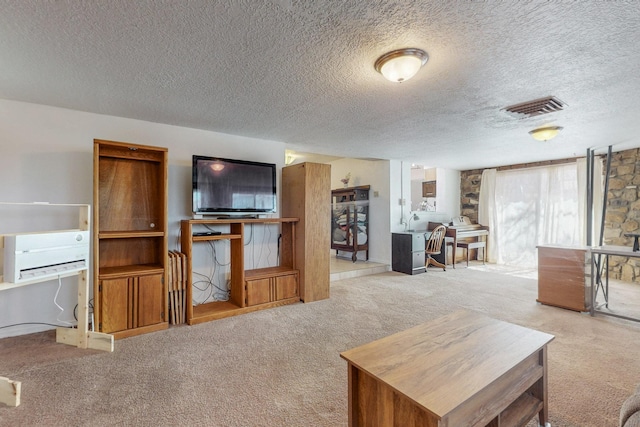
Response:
[[503, 96, 565, 118]]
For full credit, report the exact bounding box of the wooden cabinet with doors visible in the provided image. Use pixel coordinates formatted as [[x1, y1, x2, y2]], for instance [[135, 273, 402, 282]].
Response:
[[245, 268, 299, 306], [98, 272, 165, 333], [281, 162, 331, 302], [93, 139, 168, 339]]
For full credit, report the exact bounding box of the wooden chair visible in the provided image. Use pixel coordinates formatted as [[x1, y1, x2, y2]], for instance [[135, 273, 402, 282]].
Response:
[[427, 222, 454, 268], [425, 225, 447, 271]]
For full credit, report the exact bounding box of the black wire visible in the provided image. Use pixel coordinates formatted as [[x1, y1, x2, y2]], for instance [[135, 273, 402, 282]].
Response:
[[244, 223, 253, 246], [191, 239, 231, 304], [73, 300, 95, 321], [0, 322, 73, 330]]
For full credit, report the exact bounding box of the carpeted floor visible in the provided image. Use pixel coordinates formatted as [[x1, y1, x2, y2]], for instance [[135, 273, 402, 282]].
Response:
[[1, 266, 639, 426]]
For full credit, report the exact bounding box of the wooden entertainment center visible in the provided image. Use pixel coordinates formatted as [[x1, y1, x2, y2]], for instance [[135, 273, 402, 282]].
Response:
[[180, 217, 300, 325], [92, 140, 329, 332]]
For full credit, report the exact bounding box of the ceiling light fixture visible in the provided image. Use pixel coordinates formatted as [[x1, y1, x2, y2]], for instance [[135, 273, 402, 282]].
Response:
[[209, 162, 225, 171], [529, 126, 563, 141], [374, 48, 428, 83]]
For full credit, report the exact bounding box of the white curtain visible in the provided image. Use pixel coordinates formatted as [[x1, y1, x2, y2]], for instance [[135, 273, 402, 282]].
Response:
[[478, 169, 497, 263], [479, 162, 585, 268], [577, 156, 604, 245]]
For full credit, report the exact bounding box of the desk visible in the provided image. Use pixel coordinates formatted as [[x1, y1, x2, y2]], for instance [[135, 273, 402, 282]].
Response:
[[340, 310, 554, 427], [391, 232, 453, 274], [590, 245, 640, 322], [536, 245, 591, 312], [391, 232, 426, 275]]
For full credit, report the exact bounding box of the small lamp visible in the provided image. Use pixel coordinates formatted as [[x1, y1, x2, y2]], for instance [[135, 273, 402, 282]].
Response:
[[375, 48, 428, 83], [407, 213, 420, 231], [529, 126, 563, 141]]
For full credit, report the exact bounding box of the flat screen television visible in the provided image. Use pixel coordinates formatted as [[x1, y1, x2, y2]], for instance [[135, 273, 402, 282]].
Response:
[[192, 155, 277, 215]]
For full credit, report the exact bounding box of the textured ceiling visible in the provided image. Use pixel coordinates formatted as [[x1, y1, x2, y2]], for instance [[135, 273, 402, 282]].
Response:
[[1, 1, 640, 170]]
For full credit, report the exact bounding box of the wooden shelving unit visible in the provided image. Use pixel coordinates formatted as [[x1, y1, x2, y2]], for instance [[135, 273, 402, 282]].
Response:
[[282, 162, 331, 302], [181, 217, 300, 325], [93, 139, 169, 339]]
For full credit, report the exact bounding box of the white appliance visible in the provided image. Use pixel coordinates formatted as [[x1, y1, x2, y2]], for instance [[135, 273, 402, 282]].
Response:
[[3, 230, 90, 283]]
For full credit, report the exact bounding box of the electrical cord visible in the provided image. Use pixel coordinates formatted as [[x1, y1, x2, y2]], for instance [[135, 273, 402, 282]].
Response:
[[0, 280, 95, 331], [0, 322, 74, 330], [244, 223, 253, 246], [278, 233, 282, 265], [74, 300, 94, 322], [251, 223, 278, 269], [210, 239, 231, 301], [192, 239, 230, 304], [256, 223, 276, 269], [54, 275, 76, 327]]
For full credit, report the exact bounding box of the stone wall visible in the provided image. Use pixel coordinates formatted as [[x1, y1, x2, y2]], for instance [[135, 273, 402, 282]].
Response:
[[460, 148, 640, 280], [603, 148, 640, 281], [460, 169, 483, 223]]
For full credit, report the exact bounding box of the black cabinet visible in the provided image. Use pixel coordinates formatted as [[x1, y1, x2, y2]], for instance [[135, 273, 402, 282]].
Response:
[[392, 232, 426, 275]]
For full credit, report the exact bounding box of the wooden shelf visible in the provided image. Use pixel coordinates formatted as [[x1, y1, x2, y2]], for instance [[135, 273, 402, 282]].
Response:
[[98, 264, 164, 279], [498, 392, 544, 426], [189, 217, 299, 225], [192, 233, 241, 242], [0, 270, 85, 292], [245, 266, 298, 280], [189, 297, 299, 325], [99, 231, 165, 239]]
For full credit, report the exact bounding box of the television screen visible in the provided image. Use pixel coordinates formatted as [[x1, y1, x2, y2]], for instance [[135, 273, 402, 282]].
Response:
[[192, 155, 277, 214]]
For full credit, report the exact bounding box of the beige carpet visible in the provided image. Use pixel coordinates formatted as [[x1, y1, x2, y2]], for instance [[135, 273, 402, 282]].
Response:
[[1, 266, 639, 426]]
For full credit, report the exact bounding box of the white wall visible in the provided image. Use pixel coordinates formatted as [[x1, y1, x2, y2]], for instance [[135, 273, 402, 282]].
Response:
[[435, 167, 461, 221], [0, 99, 286, 338], [405, 167, 462, 231], [410, 167, 425, 211]]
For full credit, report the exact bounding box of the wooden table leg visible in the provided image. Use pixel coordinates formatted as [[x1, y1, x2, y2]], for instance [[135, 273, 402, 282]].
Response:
[[535, 346, 549, 426]]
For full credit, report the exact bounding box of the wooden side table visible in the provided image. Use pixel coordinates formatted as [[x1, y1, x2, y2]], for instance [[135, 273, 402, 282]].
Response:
[[340, 310, 554, 427]]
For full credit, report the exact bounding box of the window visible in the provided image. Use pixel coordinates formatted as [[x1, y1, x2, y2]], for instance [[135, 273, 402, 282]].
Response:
[[479, 161, 603, 269]]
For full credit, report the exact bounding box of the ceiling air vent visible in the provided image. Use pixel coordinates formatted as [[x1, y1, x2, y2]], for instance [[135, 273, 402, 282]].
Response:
[[503, 96, 565, 118]]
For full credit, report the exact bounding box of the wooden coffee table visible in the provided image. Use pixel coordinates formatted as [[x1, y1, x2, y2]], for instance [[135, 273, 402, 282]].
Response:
[[340, 310, 554, 427]]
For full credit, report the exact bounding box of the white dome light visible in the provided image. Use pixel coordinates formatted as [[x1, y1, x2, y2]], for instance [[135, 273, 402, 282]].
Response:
[[374, 48, 428, 83], [529, 126, 563, 141]]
